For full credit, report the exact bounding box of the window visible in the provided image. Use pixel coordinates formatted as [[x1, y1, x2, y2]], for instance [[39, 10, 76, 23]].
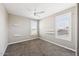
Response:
[[31, 20, 37, 35], [55, 12, 72, 41]]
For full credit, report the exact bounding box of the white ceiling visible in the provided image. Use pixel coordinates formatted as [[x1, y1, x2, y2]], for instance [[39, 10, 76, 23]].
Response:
[[3, 3, 76, 20]]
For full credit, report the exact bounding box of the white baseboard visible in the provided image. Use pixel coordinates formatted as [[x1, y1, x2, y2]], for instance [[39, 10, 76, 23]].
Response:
[[0, 43, 8, 56], [8, 37, 76, 52], [3, 44, 8, 56], [8, 38, 37, 45], [40, 37, 76, 52]]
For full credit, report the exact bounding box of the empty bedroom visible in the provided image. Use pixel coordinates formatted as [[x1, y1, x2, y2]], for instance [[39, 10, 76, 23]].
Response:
[[0, 3, 78, 56]]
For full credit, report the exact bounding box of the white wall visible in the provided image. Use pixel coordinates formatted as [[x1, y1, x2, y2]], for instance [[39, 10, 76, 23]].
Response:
[[39, 6, 77, 51], [0, 4, 8, 56], [8, 14, 38, 44]]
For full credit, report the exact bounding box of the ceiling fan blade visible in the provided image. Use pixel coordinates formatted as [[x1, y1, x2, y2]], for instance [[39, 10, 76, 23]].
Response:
[[40, 11, 45, 13], [36, 11, 45, 14]]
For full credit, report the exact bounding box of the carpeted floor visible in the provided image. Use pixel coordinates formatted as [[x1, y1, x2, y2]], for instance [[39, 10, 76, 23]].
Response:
[[4, 39, 75, 56]]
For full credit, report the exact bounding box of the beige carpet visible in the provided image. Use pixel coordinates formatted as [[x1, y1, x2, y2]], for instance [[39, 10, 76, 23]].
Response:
[[4, 39, 75, 56]]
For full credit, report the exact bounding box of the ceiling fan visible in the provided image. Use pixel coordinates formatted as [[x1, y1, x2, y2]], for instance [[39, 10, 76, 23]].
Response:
[[26, 8, 45, 16], [33, 8, 45, 16]]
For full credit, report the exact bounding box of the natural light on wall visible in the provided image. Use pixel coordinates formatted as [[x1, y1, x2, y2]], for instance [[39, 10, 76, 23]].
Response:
[[31, 20, 37, 36]]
